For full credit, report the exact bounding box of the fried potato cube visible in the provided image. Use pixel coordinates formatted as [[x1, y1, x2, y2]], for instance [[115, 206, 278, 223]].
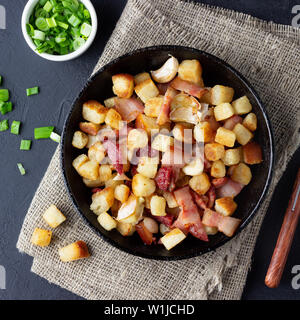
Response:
[[97, 212, 117, 231], [144, 194, 154, 209], [204, 143, 225, 161], [215, 197, 237, 216], [104, 96, 117, 108], [83, 177, 105, 188], [150, 195, 166, 216], [232, 95, 252, 115], [215, 127, 236, 147], [222, 148, 241, 166], [152, 134, 174, 152], [59, 241, 90, 262], [99, 164, 112, 182], [178, 59, 202, 84], [72, 131, 88, 149], [112, 73, 134, 98], [127, 128, 148, 150], [79, 122, 101, 136], [200, 89, 212, 104], [243, 141, 263, 164], [82, 100, 107, 124], [211, 160, 226, 178], [231, 163, 252, 185], [105, 108, 123, 130], [43, 204, 66, 228], [135, 114, 160, 136], [116, 221, 135, 236], [161, 228, 186, 250], [204, 225, 218, 235], [77, 160, 99, 180], [72, 154, 89, 171], [137, 156, 159, 178], [211, 85, 234, 105], [163, 191, 178, 208], [105, 173, 123, 189], [86, 134, 99, 148], [194, 121, 215, 143], [233, 123, 253, 146], [243, 112, 257, 131], [31, 228, 52, 247], [132, 173, 156, 197], [88, 142, 105, 163], [173, 123, 193, 144], [182, 158, 204, 176], [134, 72, 151, 85], [134, 78, 159, 103], [144, 96, 164, 117], [90, 187, 114, 215], [214, 103, 235, 121], [114, 184, 130, 203], [189, 173, 211, 195]]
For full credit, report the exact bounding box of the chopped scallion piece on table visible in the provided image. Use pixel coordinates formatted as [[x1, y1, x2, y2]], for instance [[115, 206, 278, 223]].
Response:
[[11, 121, 21, 135], [0, 101, 12, 115], [17, 163, 26, 175], [50, 131, 60, 143], [0, 119, 9, 131], [20, 139, 32, 150], [0, 76, 2, 85], [26, 86, 39, 96], [0, 89, 9, 101], [34, 126, 54, 139]]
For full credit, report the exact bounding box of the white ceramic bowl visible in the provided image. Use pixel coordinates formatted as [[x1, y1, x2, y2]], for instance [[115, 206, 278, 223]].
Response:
[[21, 0, 98, 62]]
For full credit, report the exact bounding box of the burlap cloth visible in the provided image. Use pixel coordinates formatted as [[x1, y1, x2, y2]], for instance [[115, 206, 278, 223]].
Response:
[[17, 0, 300, 300]]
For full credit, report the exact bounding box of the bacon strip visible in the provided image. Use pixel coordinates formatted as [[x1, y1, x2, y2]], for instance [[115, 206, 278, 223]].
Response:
[[155, 166, 173, 191], [216, 179, 244, 198], [102, 140, 125, 174], [207, 186, 216, 209], [170, 77, 208, 99], [157, 86, 177, 125], [136, 221, 154, 245], [223, 115, 243, 130], [115, 98, 144, 122], [192, 191, 208, 211], [212, 177, 229, 188], [151, 213, 174, 227]]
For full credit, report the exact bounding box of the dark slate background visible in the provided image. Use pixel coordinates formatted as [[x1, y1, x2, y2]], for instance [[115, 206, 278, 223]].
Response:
[[0, 0, 299, 300]]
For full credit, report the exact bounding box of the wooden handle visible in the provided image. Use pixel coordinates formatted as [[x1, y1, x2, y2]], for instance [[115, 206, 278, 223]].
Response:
[[265, 168, 300, 288]]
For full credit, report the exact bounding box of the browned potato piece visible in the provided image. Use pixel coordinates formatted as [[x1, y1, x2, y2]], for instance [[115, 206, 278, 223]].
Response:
[[59, 241, 90, 262], [134, 79, 159, 103], [105, 108, 123, 130], [43, 205, 66, 228], [161, 228, 186, 250], [231, 163, 252, 185], [233, 123, 253, 146], [211, 160, 226, 178], [114, 184, 130, 203], [194, 121, 215, 143], [172, 123, 193, 144], [116, 221, 135, 236], [150, 195, 166, 216], [222, 148, 241, 166], [243, 141, 263, 164], [243, 113, 257, 131], [200, 89, 212, 104], [31, 228, 52, 247], [90, 187, 114, 215], [82, 100, 107, 124], [127, 129, 148, 150], [88, 142, 105, 163], [144, 96, 164, 117], [163, 191, 178, 208], [112, 73, 134, 98], [103, 96, 117, 108], [211, 85, 234, 105], [97, 212, 117, 231], [83, 177, 105, 188], [215, 197, 237, 216], [178, 59, 203, 85], [232, 96, 252, 115], [79, 122, 101, 136], [214, 103, 235, 121], [215, 127, 236, 147], [77, 160, 99, 180], [99, 164, 112, 182], [132, 173, 156, 197], [134, 72, 151, 85], [72, 131, 88, 149], [86, 134, 99, 148], [72, 154, 89, 171], [137, 156, 159, 179], [152, 134, 174, 152], [204, 143, 225, 161], [189, 173, 211, 195], [135, 114, 159, 136]]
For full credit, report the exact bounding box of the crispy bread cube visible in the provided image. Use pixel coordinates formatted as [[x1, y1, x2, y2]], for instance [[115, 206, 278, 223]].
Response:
[[134, 72, 151, 85], [116, 221, 135, 236], [88, 142, 105, 163], [211, 85, 234, 105], [243, 112, 257, 131], [97, 212, 117, 231], [86, 134, 99, 148], [137, 156, 159, 178], [178, 59, 202, 85], [231, 163, 252, 185], [144, 96, 164, 117], [132, 173, 156, 197], [215, 197, 237, 216], [214, 103, 235, 121], [194, 121, 215, 143], [243, 141, 263, 164], [112, 73, 134, 98], [211, 160, 226, 178], [99, 164, 112, 182], [173, 123, 193, 144], [215, 127, 236, 147], [82, 100, 107, 124], [222, 148, 241, 166], [135, 114, 160, 136], [59, 241, 90, 262], [150, 195, 167, 216], [127, 129, 148, 150], [161, 228, 186, 250], [31, 228, 52, 247], [163, 191, 178, 208], [205, 143, 225, 161], [72, 131, 88, 149], [105, 108, 123, 130], [114, 184, 130, 203], [232, 95, 252, 115], [79, 122, 101, 136], [200, 89, 212, 104], [72, 154, 89, 171], [233, 123, 253, 145], [77, 160, 99, 180], [43, 204, 66, 228], [152, 134, 174, 152], [134, 78, 159, 103], [204, 225, 218, 235], [183, 158, 204, 176], [83, 177, 105, 188], [104, 96, 117, 108], [189, 173, 211, 195], [90, 187, 114, 215]]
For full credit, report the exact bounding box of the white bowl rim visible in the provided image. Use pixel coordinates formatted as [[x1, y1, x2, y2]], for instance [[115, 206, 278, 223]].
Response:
[[21, 0, 98, 62]]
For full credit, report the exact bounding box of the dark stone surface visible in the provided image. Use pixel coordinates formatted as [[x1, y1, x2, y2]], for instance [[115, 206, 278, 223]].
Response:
[[0, 0, 299, 300]]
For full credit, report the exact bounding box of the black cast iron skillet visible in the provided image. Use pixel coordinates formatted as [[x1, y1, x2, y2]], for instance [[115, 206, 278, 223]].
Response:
[[61, 45, 274, 260]]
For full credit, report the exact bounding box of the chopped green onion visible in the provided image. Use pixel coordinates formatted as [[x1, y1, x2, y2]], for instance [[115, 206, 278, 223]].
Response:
[[20, 139, 32, 150], [43, 1, 53, 12], [26, 23, 35, 36], [46, 16, 57, 28], [26, 86, 39, 96], [39, 0, 48, 6], [0, 101, 12, 115], [57, 21, 69, 29], [17, 163, 26, 175], [55, 33, 67, 43], [83, 9, 90, 19], [68, 14, 81, 27], [34, 126, 54, 139], [73, 37, 85, 50], [11, 121, 21, 135], [0, 89, 9, 101], [0, 119, 9, 131], [80, 22, 91, 37], [50, 131, 61, 143], [35, 17, 49, 31], [32, 29, 46, 41]]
